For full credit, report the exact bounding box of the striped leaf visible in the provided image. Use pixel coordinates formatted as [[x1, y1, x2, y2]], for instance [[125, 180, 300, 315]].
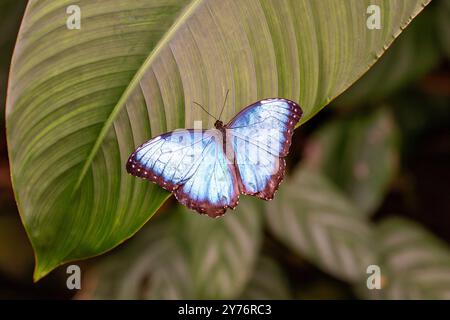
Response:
[[240, 255, 292, 300], [184, 198, 264, 299], [6, 0, 430, 280], [304, 108, 399, 215], [361, 217, 450, 299], [267, 168, 375, 283], [86, 198, 263, 299]]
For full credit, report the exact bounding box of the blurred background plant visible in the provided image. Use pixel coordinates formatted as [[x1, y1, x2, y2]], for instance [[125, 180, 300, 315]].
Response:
[[1, 0, 449, 299]]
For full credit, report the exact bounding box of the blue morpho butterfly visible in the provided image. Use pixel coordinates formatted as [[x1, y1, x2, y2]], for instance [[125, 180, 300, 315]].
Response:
[[126, 94, 302, 217]]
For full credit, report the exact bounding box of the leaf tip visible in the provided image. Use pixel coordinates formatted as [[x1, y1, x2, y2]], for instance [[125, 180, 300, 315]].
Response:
[[32, 251, 59, 282]]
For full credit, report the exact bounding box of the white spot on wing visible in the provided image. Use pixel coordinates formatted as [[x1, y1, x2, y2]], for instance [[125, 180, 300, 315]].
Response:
[[260, 99, 276, 104]]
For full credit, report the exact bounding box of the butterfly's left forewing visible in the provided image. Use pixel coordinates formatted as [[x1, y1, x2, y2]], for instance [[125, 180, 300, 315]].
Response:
[[227, 98, 302, 200], [127, 129, 239, 217]]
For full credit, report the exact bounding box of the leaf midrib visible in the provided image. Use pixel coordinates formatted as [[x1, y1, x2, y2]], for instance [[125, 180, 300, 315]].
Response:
[[74, 0, 204, 191]]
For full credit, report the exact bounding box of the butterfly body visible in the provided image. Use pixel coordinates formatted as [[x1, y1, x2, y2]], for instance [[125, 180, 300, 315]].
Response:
[[127, 98, 302, 217]]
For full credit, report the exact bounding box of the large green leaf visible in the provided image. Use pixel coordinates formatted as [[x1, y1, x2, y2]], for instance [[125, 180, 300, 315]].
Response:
[[184, 199, 264, 299], [304, 108, 399, 215], [267, 168, 374, 283], [84, 199, 263, 299], [6, 0, 430, 280]]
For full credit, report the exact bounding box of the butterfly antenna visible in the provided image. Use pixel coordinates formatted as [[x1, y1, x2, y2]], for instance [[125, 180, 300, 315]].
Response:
[[218, 89, 229, 121], [193, 101, 218, 121]]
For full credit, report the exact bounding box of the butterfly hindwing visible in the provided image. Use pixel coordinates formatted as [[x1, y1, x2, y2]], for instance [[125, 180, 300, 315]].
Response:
[[174, 131, 239, 217], [127, 129, 239, 217], [227, 98, 302, 199]]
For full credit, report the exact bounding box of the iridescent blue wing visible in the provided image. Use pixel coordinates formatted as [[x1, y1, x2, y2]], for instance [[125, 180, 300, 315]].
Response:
[[126, 129, 239, 217], [226, 98, 302, 199]]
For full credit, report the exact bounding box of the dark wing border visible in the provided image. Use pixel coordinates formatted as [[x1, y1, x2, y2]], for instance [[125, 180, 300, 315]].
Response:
[[174, 157, 240, 218]]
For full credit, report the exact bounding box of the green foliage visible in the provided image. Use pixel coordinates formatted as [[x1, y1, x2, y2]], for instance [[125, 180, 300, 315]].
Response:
[[303, 108, 399, 215], [267, 168, 374, 283], [5, 0, 430, 280], [84, 91, 450, 300], [240, 256, 292, 300], [86, 214, 193, 299], [87, 165, 450, 299], [360, 218, 450, 299], [87, 198, 263, 299]]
